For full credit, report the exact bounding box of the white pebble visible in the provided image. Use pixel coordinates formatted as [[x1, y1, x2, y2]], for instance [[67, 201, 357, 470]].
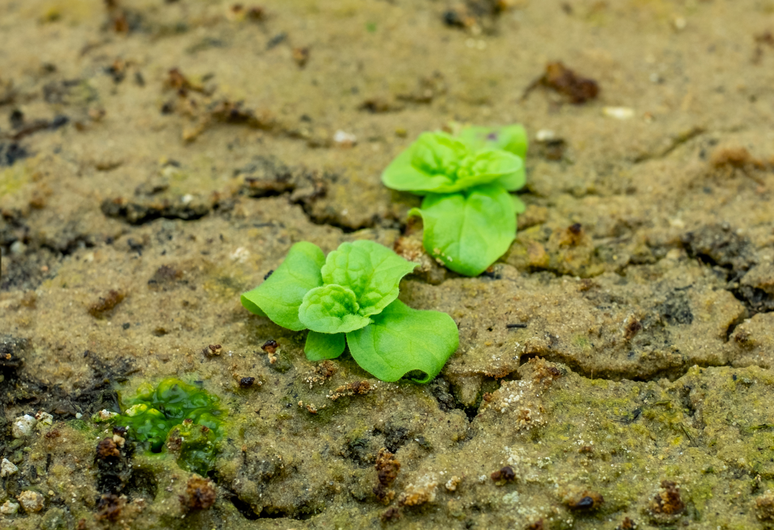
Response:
[[35, 411, 53, 426], [602, 106, 635, 120], [17, 491, 44, 513], [535, 129, 556, 142], [0, 500, 19, 515], [10, 241, 26, 255], [1, 458, 18, 477], [12, 415, 37, 438], [333, 130, 357, 146]]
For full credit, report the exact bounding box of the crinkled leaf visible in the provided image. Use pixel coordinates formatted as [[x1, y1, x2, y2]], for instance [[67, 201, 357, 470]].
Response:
[[346, 300, 459, 383], [381, 132, 465, 194], [240, 241, 324, 330], [305, 331, 346, 361], [452, 150, 523, 192], [457, 125, 528, 191], [299, 284, 372, 334], [381, 132, 522, 194], [409, 184, 516, 276], [321, 240, 417, 317], [457, 124, 528, 158]]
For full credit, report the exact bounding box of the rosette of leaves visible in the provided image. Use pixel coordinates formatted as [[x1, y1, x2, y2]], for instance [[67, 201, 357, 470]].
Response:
[[381, 124, 528, 276], [241, 240, 459, 383]]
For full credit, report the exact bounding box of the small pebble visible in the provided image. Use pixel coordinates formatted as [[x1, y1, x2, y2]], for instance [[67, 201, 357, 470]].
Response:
[[35, 411, 53, 426], [12, 415, 37, 438], [602, 106, 634, 120], [0, 500, 19, 515], [333, 130, 357, 147], [10, 241, 26, 255], [535, 129, 556, 142], [1, 458, 19, 477], [17, 490, 45, 513]]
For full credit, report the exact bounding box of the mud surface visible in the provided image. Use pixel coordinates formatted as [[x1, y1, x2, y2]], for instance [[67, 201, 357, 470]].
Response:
[[2, 0, 774, 528]]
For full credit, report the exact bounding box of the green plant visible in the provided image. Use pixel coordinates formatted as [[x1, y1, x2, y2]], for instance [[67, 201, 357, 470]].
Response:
[[381, 124, 528, 276], [241, 240, 458, 383], [114, 378, 225, 475]]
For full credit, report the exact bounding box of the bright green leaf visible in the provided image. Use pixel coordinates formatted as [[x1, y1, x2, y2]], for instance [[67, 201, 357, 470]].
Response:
[[513, 195, 526, 215], [457, 124, 528, 158], [299, 284, 372, 334], [409, 184, 516, 276], [381, 132, 521, 195], [321, 240, 417, 317], [305, 331, 346, 361], [457, 125, 528, 191], [346, 300, 459, 383], [240, 241, 324, 330], [452, 150, 523, 192]]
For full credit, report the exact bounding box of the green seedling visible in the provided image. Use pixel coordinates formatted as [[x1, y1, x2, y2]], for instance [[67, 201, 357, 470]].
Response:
[[381, 124, 528, 276], [115, 378, 225, 475], [241, 240, 458, 383]]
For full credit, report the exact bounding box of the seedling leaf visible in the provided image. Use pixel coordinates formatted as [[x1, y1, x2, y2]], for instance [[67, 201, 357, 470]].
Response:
[[346, 299, 459, 383], [321, 240, 417, 317], [305, 331, 346, 361], [409, 184, 516, 276], [299, 284, 372, 333], [240, 241, 325, 330], [381, 132, 522, 194]]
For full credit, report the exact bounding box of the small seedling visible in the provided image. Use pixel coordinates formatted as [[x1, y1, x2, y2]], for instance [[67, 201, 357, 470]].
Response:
[[241, 240, 458, 383], [381, 124, 528, 276], [114, 378, 225, 475]]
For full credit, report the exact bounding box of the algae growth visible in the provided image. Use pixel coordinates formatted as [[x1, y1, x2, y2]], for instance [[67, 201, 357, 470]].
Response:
[[115, 378, 225, 475]]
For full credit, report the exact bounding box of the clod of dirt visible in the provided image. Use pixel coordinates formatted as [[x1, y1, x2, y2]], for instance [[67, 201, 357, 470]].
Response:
[[239, 376, 256, 388], [0, 335, 28, 373], [710, 145, 765, 171], [524, 62, 600, 104], [616, 517, 637, 530], [0, 142, 29, 166], [147, 264, 184, 290], [182, 475, 217, 510], [398, 474, 438, 506], [682, 223, 754, 276], [328, 380, 372, 401], [373, 448, 401, 503], [757, 490, 774, 521], [442, 0, 512, 33], [88, 289, 125, 318], [292, 47, 310, 68], [564, 490, 604, 510], [95, 493, 126, 522], [381, 506, 401, 522], [101, 196, 212, 225], [16, 490, 45, 513], [648, 480, 685, 522], [490, 465, 516, 484]]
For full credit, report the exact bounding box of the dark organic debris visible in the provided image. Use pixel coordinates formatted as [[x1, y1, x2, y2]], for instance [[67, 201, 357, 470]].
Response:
[[88, 289, 126, 318], [565, 490, 604, 510], [373, 448, 401, 503], [95, 493, 127, 522], [0, 335, 28, 373], [524, 62, 599, 104], [239, 377, 256, 388], [0, 142, 29, 166], [649, 480, 685, 516], [682, 223, 754, 278], [101, 196, 212, 225], [4, 114, 68, 141], [381, 506, 401, 522], [182, 476, 217, 510], [490, 465, 516, 483]]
